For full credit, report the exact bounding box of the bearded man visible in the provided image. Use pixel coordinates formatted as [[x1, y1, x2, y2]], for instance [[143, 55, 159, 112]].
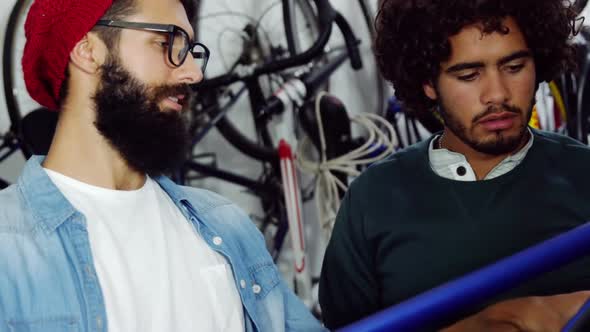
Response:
[[0, 0, 324, 331]]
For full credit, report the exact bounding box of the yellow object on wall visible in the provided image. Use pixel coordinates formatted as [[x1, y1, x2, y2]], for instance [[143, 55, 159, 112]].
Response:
[[529, 106, 541, 129]]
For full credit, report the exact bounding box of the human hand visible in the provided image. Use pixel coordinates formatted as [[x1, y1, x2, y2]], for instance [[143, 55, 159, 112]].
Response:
[[441, 291, 590, 332]]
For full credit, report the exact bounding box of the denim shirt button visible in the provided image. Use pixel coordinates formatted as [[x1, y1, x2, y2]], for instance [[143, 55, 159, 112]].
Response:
[[96, 316, 103, 329], [252, 284, 261, 294], [240, 279, 246, 289], [213, 236, 223, 246], [85, 265, 92, 277]]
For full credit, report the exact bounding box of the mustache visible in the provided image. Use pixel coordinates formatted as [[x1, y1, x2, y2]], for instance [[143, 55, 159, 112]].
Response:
[[472, 104, 522, 124], [151, 84, 192, 101]]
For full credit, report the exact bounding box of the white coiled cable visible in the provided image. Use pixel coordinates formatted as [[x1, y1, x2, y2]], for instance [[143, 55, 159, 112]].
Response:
[[296, 91, 399, 237]]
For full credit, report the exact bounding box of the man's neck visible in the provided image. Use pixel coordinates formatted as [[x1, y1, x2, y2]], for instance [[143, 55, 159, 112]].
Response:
[[439, 129, 530, 180], [42, 104, 146, 191]]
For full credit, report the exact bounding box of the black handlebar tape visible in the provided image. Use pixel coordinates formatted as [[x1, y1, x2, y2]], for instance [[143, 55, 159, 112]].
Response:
[[334, 12, 363, 71], [304, 51, 349, 95], [283, 0, 298, 57], [215, 113, 279, 163]]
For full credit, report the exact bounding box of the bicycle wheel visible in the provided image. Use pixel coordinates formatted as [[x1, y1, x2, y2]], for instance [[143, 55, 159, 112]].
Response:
[[191, 0, 326, 300], [3, 0, 38, 136], [575, 0, 589, 15], [197, 0, 320, 79], [190, 0, 324, 169]]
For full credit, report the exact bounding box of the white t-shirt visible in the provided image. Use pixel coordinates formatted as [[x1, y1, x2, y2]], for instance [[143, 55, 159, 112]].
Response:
[[45, 169, 245, 332]]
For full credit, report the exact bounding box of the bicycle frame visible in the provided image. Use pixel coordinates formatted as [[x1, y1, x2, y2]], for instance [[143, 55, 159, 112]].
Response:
[[184, 0, 362, 185], [340, 222, 590, 331], [182, 0, 363, 305]]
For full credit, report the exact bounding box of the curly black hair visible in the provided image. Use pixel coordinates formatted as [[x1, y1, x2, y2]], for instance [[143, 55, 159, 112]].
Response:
[[375, 0, 579, 114]]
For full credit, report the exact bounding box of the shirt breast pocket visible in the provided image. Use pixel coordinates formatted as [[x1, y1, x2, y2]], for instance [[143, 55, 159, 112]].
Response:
[[6, 316, 80, 332], [248, 262, 280, 300]]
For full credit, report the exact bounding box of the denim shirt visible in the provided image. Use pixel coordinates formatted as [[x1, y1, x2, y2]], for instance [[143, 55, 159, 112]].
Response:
[[0, 156, 325, 332]]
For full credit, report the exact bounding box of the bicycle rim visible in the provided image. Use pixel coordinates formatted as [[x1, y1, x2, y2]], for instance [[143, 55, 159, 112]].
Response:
[[3, 0, 38, 137]]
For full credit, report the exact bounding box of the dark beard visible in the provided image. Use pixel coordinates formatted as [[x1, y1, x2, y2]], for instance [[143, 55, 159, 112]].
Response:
[[438, 99, 533, 155], [92, 55, 192, 176]]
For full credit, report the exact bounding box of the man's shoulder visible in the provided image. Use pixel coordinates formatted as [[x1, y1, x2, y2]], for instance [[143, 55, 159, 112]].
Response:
[[177, 184, 235, 214], [175, 184, 261, 236], [174, 185, 274, 269], [352, 139, 429, 189], [0, 183, 20, 208], [373, 141, 426, 169], [535, 130, 590, 150], [534, 130, 590, 161], [0, 184, 34, 233]]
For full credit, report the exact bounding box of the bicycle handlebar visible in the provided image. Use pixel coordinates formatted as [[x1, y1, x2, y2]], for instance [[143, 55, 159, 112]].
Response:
[[213, 50, 352, 163], [334, 12, 363, 70], [203, 0, 365, 164]]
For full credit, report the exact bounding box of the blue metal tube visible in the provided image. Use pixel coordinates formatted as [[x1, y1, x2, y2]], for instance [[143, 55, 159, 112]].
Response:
[[562, 298, 590, 331], [339, 222, 590, 332]]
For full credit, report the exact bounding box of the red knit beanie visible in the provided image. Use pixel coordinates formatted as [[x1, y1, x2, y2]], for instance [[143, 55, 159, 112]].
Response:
[[22, 0, 113, 110]]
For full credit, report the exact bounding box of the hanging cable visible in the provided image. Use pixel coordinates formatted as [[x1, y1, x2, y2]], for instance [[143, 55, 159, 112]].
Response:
[[296, 92, 398, 237]]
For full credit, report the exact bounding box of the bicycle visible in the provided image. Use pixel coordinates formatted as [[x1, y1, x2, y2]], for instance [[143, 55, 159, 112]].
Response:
[[182, 0, 382, 308]]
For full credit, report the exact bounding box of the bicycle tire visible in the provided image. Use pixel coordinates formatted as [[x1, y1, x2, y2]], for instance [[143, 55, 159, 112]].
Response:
[[357, 0, 387, 117], [284, 0, 320, 56], [575, 0, 588, 15], [3, 0, 37, 158], [195, 0, 328, 163]]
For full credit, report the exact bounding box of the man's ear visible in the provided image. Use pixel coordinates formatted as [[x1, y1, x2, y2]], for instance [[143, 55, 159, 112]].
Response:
[[69, 33, 106, 74], [423, 81, 438, 101]]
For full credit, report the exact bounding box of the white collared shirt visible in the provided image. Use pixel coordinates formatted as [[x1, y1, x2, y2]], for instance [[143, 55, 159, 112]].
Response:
[[428, 129, 534, 181], [44, 170, 245, 332]]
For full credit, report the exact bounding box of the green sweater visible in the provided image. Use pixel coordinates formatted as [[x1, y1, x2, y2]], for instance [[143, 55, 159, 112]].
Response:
[[319, 130, 590, 330]]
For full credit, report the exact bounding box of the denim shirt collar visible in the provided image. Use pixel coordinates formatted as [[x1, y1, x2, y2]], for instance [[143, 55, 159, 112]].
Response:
[[18, 156, 79, 233], [18, 156, 191, 234]]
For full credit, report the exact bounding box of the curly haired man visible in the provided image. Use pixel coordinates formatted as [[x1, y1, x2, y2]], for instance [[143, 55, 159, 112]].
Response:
[[0, 0, 324, 330], [319, 1, 590, 330]]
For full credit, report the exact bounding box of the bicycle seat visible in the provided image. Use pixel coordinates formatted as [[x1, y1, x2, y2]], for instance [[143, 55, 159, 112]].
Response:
[[20, 108, 58, 158], [299, 94, 352, 159]]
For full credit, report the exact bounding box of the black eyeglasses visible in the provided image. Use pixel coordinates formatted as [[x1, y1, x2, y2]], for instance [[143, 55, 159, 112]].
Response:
[[95, 20, 210, 74]]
